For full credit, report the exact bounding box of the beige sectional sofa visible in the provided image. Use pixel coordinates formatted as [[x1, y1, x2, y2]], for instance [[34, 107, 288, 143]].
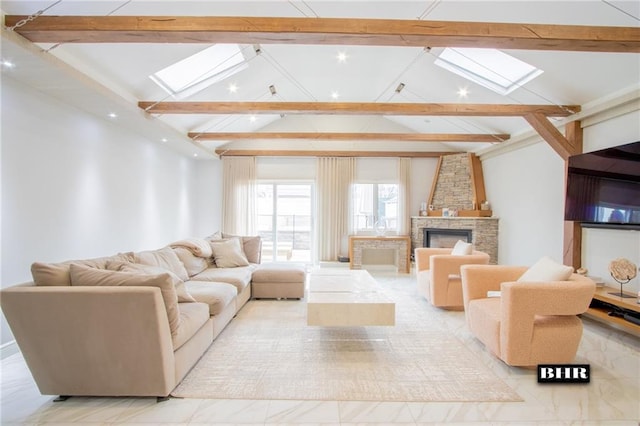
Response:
[[0, 234, 306, 399]]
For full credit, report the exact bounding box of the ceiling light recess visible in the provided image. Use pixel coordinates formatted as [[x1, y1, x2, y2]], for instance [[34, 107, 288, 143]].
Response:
[[150, 44, 248, 99], [435, 48, 543, 95]]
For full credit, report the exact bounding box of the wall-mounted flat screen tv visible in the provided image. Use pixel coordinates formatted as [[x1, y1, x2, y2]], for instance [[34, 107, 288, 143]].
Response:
[[565, 141, 640, 226]]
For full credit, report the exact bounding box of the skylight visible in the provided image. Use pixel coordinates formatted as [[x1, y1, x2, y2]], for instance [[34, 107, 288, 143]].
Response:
[[435, 48, 543, 95], [150, 44, 248, 99]]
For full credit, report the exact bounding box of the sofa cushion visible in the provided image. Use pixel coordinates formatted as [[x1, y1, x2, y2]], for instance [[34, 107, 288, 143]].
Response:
[[134, 247, 189, 281], [68, 264, 181, 336], [184, 281, 237, 316], [190, 265, 255, 293], [173, 302, 210, 350], [451, 240, 473, 256], [172, 247, 209, 278], [517, 256, 573, 283], [31, 252, 135, 287], [210, 238, 250, 268], [108, 262, 196, 303], [252, 263, 306, 283]]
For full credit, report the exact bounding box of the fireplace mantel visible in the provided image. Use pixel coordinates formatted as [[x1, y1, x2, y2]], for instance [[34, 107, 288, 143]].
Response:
[[411, 216, 499, 264]]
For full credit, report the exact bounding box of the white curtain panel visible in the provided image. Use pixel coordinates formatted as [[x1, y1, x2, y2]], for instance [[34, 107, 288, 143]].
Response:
[[222, 156, 256, 235], [398, 157, 411, 235], [316, 157, 355, 261]]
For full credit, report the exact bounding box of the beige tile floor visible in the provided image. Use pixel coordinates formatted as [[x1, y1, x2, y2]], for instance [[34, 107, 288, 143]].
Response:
[[1, 269, 639, 425]]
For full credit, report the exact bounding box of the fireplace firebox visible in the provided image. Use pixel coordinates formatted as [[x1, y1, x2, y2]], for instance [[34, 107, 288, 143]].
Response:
[[423, 228, 472, 248]]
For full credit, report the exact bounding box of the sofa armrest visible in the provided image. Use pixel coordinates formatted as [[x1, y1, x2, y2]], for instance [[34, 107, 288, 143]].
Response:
[[414, 248, 451, 272], [1, 283, 176, 397], [501, 274, 596, 318], [460, 265, 527, 311]]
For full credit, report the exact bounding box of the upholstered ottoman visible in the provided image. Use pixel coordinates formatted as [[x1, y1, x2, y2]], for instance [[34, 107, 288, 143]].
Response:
[[251, 263, 306, 299]]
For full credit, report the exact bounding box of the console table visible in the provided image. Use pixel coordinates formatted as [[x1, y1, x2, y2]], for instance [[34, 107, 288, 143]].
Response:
[[582, 286, 640, 338], [348, 235, 411, 273]]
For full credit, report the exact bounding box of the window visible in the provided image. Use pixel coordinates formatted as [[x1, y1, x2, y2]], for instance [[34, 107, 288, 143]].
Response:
[[352, 183, 398, 233], [435, 48, 543, 95], [256, 183, 314, 262], [150, 44, 248, 99]]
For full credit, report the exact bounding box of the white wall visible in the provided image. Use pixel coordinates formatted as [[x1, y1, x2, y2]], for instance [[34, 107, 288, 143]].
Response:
[[483, 141, 567, 265], [1, 77, 210, 344], [192, 159, 223, 237], [482, 108, 640, 293]]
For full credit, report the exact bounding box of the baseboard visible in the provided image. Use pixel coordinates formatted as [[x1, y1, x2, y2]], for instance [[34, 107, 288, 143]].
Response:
[[1, 340, 20, 360]]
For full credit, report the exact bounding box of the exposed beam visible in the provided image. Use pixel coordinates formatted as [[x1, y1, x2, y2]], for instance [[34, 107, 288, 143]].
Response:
[[524, 113, 578, 160], [140, 101, 579, 117], [5, 16, 640, 52], [214, 149, 453, 158], [189, 132, 509, 143]]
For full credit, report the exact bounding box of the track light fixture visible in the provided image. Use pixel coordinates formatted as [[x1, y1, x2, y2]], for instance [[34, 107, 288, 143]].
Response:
[[395, 82, 405, 93], [269, 85, 277, 95]]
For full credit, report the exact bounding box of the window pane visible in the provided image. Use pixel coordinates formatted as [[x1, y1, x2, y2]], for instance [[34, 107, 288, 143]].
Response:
[[258, 183, 313, 263], [353, 183, 398, 232]]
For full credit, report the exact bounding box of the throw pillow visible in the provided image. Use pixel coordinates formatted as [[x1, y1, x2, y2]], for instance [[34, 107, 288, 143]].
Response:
[[31, 252, 134, 286], [210, 238, 250, 268], [451, 240, 473, 256], [68, 263, 181, 336], [171, 247, 209, 278], [134, 246, 189, 281], [517, 256, 573, 282], [222, 233, 262, 264], [108, 261, 196, 303]]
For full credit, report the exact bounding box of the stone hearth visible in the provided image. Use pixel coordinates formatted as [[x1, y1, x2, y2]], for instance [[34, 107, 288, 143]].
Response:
[[411, 216, 499, 264]]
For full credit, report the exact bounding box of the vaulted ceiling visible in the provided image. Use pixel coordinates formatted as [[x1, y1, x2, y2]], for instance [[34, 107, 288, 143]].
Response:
[[2, 1, 639, 159]]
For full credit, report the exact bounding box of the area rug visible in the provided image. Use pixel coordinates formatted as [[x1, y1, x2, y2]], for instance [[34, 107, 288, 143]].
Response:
[[171, 273, 522, 402]]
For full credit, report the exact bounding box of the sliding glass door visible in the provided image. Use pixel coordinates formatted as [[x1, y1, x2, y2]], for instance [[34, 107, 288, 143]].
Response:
[[256, 183, 313, 263]]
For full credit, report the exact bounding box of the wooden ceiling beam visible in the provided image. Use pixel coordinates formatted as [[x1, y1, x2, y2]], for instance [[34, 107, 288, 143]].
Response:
[[140, 101, 579, 117], [189, 132, 509, 143], [524, 113, 576, 160], [5, 16, 640, 52], [214, 149, 453, 158]]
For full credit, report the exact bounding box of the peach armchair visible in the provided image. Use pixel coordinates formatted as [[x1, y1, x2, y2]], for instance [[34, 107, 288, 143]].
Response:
[[415, 247, 490, 309], [460, 264, 596, 367]]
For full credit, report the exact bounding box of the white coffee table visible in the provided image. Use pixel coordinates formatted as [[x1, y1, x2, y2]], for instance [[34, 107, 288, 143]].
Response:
[[306, 269, 395, 326]]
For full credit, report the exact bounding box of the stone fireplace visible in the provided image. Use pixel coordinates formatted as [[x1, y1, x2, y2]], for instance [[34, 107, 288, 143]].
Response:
[[411, 152, 499, 263], [424, 228, 472, 248], [411, 217, 499, 263]]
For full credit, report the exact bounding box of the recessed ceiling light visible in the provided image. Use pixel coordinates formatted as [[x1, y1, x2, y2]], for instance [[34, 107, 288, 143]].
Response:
[[161, 138, 168, 142], [1, 60, 15, 68], [193, 153, 198, 157], [249, 115, 257, 123], [331, 91, 340, 100], [337, 51, 348, 63], [457, 87, 469, 98], [228, 83, 238, 93], [108, 112, 118, 118]]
